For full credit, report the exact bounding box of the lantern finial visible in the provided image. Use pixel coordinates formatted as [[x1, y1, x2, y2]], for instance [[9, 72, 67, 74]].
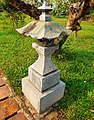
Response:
[[38, 1, 52, 21]]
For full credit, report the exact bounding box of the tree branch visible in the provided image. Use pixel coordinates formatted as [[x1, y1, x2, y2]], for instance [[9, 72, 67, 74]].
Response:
[[9, 0, 41, 20], [66, 0, 94, 31]]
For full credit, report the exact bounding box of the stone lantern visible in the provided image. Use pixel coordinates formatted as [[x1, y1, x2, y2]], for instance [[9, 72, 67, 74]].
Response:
[[16, 1, 71, 113]]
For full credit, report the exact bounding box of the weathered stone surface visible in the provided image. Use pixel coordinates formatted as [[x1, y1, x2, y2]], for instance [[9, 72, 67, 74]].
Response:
[[16, 21, 63, 40], [8, 112, 27, 120], [38, 1, 52, 22], [31, 43, 58, 76], [29, 68, 60, 92], [0, 98, 19, 119], [22, 77, 65, 113], [0, 85, 10, 100], [0, 78, 5, 87]]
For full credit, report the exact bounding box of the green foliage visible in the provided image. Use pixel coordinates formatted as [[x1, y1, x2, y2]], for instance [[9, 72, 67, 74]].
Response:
[[1, 0, 26, 27], [52, 0, 68, 17], [89, 10, 94, 18], [69, 0, 80, 3], [51, 0, 81, 17], [0, 12, 94, 120], [52, 5, 67, 17]]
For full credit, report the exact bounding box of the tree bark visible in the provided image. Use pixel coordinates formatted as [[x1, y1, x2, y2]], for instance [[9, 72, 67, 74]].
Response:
[[9, 0, 41, 20], [66, 0, 94, 31]]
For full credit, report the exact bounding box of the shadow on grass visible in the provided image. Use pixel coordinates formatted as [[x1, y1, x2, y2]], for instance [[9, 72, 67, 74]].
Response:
[[60, 77, 94, 107], [59, 48, 94, 62], [54, 49, 94, 119]]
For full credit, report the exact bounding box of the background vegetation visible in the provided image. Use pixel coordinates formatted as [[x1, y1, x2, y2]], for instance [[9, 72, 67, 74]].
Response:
[[0, 11, 94, 119]]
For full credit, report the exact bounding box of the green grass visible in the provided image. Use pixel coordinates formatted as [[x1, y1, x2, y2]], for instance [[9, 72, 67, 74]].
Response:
[[0, 12, 94, 120]]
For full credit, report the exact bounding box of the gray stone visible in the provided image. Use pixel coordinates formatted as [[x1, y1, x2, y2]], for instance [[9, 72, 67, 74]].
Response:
[[39, 14, 51, 21], [16, 21, 64, 40], [28, 67, 60, 92], [16, 1, 66, 114], [38, 1, 52, 22], [31, 43, 59, 76], [22, 77, 65, 113]]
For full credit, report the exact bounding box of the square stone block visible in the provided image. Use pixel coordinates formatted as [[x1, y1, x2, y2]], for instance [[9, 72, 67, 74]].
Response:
[[28, 67, 60, 92], [22, 77, 65, 113]]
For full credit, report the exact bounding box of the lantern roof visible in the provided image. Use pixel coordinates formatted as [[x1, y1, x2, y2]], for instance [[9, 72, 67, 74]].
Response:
[[16, 1, 72, 43], [16, 21, 69, 39]]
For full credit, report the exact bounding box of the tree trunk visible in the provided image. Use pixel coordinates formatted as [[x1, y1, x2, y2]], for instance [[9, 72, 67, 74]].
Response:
[[66, 0, 94, 31]]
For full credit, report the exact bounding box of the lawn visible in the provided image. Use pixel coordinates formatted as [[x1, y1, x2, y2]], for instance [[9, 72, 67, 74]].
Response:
[[0, 12, 94, 120]]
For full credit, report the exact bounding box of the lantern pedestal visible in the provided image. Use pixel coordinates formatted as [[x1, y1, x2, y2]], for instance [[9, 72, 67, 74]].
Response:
[[22, 77, 65, 113], [22, 43, 65, 113]]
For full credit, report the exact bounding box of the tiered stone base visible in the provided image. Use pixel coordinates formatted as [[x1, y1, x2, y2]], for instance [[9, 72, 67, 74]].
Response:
[[22, 77, 65, 113], [22, 43, 65, 113]]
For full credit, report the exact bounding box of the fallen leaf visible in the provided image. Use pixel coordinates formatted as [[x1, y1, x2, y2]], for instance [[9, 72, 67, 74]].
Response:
[[92, 80, 94, 83], [90, 110, 94, 112]]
